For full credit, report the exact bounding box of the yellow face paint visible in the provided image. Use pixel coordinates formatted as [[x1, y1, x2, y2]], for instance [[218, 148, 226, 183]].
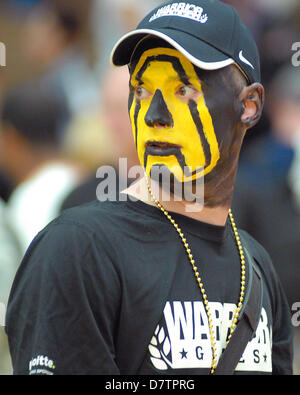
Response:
[[129, 47, 220, 182]]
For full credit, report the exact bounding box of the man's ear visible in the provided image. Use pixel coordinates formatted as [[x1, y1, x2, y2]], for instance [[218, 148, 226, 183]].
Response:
[[240, 83, 265, 129]]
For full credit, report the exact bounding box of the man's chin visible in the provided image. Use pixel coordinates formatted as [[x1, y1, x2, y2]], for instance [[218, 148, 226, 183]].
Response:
[[147, 164, 204, 204]]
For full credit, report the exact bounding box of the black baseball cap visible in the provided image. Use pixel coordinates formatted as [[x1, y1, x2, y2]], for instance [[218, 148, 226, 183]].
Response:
[[110, 0, 260, 84]]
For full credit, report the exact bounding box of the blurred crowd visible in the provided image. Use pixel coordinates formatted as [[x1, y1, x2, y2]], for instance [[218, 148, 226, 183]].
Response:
[[0, 0, 299, 375]]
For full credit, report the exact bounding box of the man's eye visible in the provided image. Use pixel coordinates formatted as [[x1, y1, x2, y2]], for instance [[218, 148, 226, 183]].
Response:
[[134, 86, 151, 100], [176, 85, 198, 98]]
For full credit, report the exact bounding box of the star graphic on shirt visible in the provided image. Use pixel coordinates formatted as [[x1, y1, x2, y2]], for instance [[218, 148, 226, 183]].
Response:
[[180, 348, 188, 359]]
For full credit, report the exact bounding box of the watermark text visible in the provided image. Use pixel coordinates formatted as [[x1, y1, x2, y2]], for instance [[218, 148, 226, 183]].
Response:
[[95, 158, 204, 212], [291, 42, 300, 67], [292, 302, 300, 327], [0, 42, 6, 67]]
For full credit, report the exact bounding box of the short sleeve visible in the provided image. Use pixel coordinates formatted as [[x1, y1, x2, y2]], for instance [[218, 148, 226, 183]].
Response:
[[5, 220, 121, 375]]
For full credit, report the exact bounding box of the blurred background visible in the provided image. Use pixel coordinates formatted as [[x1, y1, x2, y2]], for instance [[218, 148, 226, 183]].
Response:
[[0, 0, 299, 375]]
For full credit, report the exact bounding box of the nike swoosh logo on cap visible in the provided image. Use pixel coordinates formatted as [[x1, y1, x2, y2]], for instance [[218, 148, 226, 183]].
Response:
[[239, 50, 254, 69]]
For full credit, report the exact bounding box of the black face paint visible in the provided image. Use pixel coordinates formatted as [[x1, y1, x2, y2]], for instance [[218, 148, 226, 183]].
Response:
[[191, 65, 247, 207], [192, 65, 243, 148], [132, 55, 211, 167], [143, 145, 188, 172], [144, 144, 204, 178], [128, 91, 134, 113], [129, 40, 247, 207], [133, 99, 141, 148], [145, 89, 174, 128], [131, 54, 215, 180], [188, 99, 211, 169], [135, 55, 190, 86]]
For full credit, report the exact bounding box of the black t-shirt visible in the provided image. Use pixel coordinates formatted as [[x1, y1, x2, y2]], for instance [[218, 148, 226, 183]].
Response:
[[5, 198, 293, 375]]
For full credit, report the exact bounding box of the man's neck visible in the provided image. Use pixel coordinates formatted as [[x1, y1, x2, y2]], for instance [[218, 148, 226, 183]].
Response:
[[122, 175, 230, 226]]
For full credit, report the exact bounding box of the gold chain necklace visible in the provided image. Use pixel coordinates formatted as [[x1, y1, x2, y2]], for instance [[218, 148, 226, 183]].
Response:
[[145, 177, 246, 374]]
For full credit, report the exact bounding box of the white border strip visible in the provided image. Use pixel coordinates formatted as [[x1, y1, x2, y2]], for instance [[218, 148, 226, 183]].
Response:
[[110, 28, 234, 71], [0, 302, 6, 326]]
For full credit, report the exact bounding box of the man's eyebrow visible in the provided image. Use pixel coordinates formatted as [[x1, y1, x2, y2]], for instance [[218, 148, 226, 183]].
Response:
[[134, 74, 184, 86]]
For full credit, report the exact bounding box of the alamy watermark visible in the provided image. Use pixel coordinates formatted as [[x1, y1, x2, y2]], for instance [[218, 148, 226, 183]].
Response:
[[291, 42, 300, 67], [0, 303, 6, 326], [95, 158, 204, 212], [0, 42, 6, 67], [292, 302, 300, 327]]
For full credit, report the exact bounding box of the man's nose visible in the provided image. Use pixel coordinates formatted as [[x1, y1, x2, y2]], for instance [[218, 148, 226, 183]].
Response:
[[144, 89, 174, 128]]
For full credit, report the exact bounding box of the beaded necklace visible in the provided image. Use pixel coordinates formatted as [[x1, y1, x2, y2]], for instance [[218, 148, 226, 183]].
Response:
[[145, 176, 246, 374]]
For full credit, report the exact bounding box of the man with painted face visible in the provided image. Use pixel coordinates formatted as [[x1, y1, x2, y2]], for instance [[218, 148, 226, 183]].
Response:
[[6, 0, 293, 375]]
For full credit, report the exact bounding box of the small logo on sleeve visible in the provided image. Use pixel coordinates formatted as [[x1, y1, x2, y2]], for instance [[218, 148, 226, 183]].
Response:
[[29, 355, 56, 375]]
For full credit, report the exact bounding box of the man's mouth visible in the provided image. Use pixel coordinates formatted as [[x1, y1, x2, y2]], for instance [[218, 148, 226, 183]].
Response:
[[145, 141, 182, 155]]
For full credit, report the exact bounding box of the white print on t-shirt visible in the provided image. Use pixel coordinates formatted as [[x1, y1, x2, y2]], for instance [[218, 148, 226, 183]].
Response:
[[148, 301, 272, 373]]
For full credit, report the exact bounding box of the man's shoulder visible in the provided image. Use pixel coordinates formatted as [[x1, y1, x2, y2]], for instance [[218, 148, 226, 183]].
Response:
[[39, 198, 152, 242], [27, 200, 131, 246], [24, 200, 141, 265], [57, 199, 126, 228], [238, 228, 280, 285]]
